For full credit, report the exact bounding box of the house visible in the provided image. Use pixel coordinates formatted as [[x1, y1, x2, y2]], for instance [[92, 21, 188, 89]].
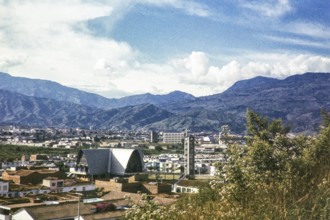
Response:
[[7, 184, 51, 198], [0, 196, 129, 220], [2, 169, 66, 185], [8, 200, 125, 220], [42, 177, 96, 193], [30, 154, 49, 162], [95, 174, 172, 195], [42, 177, 64, 190], [172, 180, 200, 193]]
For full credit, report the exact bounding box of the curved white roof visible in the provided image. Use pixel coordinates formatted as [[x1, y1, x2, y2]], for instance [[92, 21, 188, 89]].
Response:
[[78, 148, 143, 176], [110, 148, 143, 175]]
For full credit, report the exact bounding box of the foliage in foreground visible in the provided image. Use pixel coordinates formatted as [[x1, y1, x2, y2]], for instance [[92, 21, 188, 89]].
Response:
[[125, 110, 330, 219]]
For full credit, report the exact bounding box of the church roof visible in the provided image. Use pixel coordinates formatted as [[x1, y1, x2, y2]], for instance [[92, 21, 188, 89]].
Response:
[[80, 149, 110, 175], [110, 148, 136, 174], [78, 148, 143, 176]]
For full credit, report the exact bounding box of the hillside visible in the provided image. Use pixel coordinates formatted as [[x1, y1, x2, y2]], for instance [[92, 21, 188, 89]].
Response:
[[0, 90, 172, 130], [0, 72, 194, 109], [161, 72, 330, 133], [0, 72, 329, 133]]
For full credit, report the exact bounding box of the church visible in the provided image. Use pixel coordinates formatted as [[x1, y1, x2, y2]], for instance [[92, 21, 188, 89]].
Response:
[[71, 148, 144, 178]]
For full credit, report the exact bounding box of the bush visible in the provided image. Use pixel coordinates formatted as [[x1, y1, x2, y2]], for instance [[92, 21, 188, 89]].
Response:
[[125, 110, 330, 219]]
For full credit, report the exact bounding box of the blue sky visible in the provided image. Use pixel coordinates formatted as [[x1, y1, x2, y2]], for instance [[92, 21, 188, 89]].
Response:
[[0, 0, 329, 98]]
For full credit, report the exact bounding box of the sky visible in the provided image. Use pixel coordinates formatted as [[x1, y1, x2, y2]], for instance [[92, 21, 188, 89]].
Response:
[[0, 0, 329, 98]]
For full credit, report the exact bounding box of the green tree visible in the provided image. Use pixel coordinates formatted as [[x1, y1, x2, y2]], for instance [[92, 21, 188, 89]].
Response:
[[125, 110, 330, 219]]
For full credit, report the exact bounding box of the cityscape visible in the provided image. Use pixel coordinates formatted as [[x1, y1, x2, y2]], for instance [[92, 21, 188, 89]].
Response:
[[0, 125, 237, 219], [0, 0, 329, 219]]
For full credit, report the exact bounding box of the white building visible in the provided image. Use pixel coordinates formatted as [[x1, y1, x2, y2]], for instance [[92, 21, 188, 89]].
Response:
[[0, 205, 11, 220], [71, 148, 144, 177], [0, 181, 9, 196], [42, 178, 64, 190], [42, 178, 95, 193], [172, 180, 199, 194], [163, 132, 185, 144]]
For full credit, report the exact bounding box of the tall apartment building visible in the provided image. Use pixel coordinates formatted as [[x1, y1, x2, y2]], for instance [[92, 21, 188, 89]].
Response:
[[150, 130, 158, 143], [162, 132, 185, 144], [184, 135, 195, 176]]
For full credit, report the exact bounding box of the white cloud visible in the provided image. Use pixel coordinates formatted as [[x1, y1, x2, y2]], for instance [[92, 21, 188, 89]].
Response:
[[0, 0, 329, 99], [240, 0, 293, 18], [0, 55, 27, 71], [285, 21, 330, 39], [173, 1, 211, 17], [0, 1, 136, 90], [0, 0, 214, 98], [184, 51, 210, 77], [172, 51, 330, 95], [265, 35, 330, 49], [136, 0, 211, 17]]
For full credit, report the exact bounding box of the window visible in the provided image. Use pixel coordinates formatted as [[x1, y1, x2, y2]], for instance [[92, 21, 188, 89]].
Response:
[[2, 186, 7, 191]]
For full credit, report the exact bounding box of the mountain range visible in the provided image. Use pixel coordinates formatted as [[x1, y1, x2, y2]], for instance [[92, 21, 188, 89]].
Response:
[[161, 73, 330, 133], [0, 72, 195, 109], [0, 72, 329, 133]]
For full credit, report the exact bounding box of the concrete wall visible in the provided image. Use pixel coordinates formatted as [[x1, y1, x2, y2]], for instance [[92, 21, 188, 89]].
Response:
[[2, 172, 20, 184], [61, 184, 96, 193], [157, 183, 172, 194], [141, 183, 171, 194], [122, 183, 142, 193], [128, 174, 148, 183], [95, 179, 171, 194], [96, 180, 141, 193], [20, 172, 66, 185], [2, 171, 66, 185], [95, 180, 122, 192]]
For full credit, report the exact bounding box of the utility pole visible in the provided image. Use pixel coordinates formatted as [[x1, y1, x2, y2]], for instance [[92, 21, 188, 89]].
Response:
[[75, 193, 83, 220]]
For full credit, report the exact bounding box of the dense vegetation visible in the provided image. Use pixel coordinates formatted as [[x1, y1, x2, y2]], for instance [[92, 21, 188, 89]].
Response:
[[125, 110, 330, 219], [0, 145, 79, 162]]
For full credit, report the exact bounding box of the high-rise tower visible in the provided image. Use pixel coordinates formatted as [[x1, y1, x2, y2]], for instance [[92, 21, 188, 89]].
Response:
[[150, 130, 158, 143], [184, 135, 195, 176]]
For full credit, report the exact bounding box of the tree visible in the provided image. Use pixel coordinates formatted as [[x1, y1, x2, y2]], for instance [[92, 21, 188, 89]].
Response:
[[214, 110, 330, 219], [321, 108, 330, 127], [155, 146, 163, 151], [246, 109, 290, 143], [125, 110, 330, 219]]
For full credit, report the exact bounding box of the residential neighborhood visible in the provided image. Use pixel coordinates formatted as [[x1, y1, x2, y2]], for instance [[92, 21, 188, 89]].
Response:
[[0, 125, 244, 219]]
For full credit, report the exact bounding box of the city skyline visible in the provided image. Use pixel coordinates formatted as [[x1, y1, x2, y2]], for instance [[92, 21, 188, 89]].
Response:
[[0, 0, 329, 98]]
